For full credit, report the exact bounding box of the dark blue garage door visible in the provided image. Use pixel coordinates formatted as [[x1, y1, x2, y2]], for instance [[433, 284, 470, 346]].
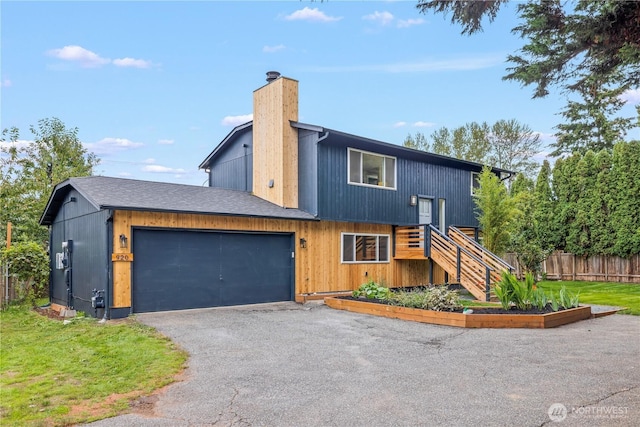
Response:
[[132, 229, 293, 313]]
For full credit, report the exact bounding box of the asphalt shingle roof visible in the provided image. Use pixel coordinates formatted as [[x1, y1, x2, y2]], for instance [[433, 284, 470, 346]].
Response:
[[40, 176, 316, 225]]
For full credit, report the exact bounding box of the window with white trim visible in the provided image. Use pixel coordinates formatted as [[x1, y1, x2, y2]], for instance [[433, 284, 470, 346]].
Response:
[[348, 148, 396, 189], [471, 172, 481, 195], [341, 233, 390, 263]]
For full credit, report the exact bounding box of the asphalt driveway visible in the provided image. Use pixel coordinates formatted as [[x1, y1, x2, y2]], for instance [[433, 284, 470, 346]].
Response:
[[88, 302, 640, 427]]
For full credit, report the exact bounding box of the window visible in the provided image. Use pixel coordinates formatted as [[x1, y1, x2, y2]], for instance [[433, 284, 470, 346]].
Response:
[[471, 172, 481, 195], [348, 148, 396, 189], [341, 233, 390, 263]]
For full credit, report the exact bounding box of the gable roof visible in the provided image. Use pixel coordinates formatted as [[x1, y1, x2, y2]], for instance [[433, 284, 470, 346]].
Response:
[[40, 176, 316, 225], [199, 120, 514, 175]]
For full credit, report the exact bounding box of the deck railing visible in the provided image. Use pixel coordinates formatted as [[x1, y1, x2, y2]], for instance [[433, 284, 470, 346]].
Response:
[[448, 226, 514, 284], [394, 225, 494, 301]]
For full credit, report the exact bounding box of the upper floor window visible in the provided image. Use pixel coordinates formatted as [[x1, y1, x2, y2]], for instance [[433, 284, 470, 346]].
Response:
[[471, 172, 481, 195], [341, 233, 390, 263], [348, 148, 396, 189]]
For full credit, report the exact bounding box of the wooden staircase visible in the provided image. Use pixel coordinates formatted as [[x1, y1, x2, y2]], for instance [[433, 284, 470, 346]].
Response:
[[394, 225, 514, 301]]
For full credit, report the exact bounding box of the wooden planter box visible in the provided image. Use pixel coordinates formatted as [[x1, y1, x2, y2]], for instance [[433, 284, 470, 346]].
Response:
[[324, 297, 592, 329]]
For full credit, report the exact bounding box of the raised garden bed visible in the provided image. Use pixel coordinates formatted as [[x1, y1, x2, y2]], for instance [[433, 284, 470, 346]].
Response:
[[324, 297, 592, 329]]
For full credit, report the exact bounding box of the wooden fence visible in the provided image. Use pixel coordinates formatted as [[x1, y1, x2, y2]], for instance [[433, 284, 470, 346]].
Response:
[[504, 252, 640, 284]]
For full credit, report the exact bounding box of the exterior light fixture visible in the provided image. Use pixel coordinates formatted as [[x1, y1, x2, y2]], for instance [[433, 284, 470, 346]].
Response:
[[409, 195, 418, 206], [299, 238, 307, 248], [119, 234, 128, 249]]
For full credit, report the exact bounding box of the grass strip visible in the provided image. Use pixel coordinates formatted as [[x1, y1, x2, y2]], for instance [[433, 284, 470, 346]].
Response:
[[0, 305, 187, 426]]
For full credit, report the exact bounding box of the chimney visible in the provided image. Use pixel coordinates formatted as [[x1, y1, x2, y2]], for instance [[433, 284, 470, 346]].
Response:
[[266, 71, 281, 83], [253, 73, 299, 208]]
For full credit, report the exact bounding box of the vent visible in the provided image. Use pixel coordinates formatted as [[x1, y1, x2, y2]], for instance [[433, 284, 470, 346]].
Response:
[[266, 71, 281, 83]]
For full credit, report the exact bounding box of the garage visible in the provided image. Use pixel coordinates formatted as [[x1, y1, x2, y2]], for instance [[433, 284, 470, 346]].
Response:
[[132, 228, 294, 313]]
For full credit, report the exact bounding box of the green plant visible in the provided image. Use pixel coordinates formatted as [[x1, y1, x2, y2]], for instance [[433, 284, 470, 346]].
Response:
[[1, 241, 49, 304], [389, 286, 462, 312], [494, 271, 555, 311], [558, 285, 580, 309], [352, 279, 391, 300], [424, 286, 463, 312]]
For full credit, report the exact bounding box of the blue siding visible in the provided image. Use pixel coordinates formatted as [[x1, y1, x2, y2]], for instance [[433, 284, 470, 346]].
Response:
[[298, 129, 319, 215], [317, 144, 479, 227], [208, 130, 253, 191], [49, 189, 109, 316]]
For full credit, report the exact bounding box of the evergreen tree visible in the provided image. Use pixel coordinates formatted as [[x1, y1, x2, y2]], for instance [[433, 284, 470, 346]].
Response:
[[552, 76, 635, 157], [533, 160, 559, 251], [589, 150, 615, 255], [610, 141, 640, 257], [566, 151, 597, 255]]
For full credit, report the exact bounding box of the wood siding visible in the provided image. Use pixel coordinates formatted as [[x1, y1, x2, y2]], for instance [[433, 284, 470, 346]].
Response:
[[111, 210, 438, 308], [252, 77, 299, 208]]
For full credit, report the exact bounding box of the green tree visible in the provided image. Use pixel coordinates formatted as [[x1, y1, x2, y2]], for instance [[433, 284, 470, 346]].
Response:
[[403, 132, 431, 152], [609, 140, 640, 257], [1, 118, 99, 244], [473, 166, 519, 256], [417, 1, 640, 98], [553, 76, 635, 156], [589, 150, 615, 255], [508, 174, 548, 276], [532, 160, 559, 251], [417, 1, 640, 152], [489, 119, 541, 177], [565, 151, 597, 255], [550, 154, 581, 252], [407, 119, 541, 177]]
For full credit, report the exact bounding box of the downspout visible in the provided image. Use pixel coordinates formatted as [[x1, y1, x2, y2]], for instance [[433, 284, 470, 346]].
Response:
[[48, 226, 53, 304], [104, 210, 113, 320], [243, 143, 249, 191]]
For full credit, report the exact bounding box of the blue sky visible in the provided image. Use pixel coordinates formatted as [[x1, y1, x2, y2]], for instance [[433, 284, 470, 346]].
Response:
[[2, 1, 639, 186]]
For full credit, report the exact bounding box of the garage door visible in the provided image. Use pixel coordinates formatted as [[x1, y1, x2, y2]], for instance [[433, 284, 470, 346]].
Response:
[[132, 229, 293, 313]]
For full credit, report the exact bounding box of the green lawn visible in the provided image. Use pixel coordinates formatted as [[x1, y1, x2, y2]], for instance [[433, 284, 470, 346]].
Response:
[[537, 280, 640, 315], [0, 305, 187, 426]]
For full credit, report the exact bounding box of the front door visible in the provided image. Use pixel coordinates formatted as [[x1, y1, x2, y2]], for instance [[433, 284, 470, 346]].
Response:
[[418, 197, 432, 225]]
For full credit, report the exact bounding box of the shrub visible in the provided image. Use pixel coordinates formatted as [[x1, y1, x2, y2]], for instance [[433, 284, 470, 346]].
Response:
[[390, 286, 462, 312], [0, 241, 49, 304], [352, 279, 391, 300]]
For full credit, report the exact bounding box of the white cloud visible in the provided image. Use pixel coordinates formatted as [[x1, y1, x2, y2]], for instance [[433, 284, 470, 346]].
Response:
[[85, 137, 144, 155], [1, 79, 12, 87], [284, 7, 342, 23], [47, 45, 110, 68], [157, 139, 174, 145], [620, 88, 640, 104], [142, 164, 186, 174], [302, 54, 504, 73], [113, 57, 153, 68], [532, 131, 556, 142], [118, 172, 133, 177], [221, 114, 253, 126], [413, 121, 436, 128], [263, 44, 286, 53], [393, 121, 407, 128], [0, 139, 32, 150], [397, 18, 425, 28], [143, 158, 156, 164], [363, 11, 394, 26]]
